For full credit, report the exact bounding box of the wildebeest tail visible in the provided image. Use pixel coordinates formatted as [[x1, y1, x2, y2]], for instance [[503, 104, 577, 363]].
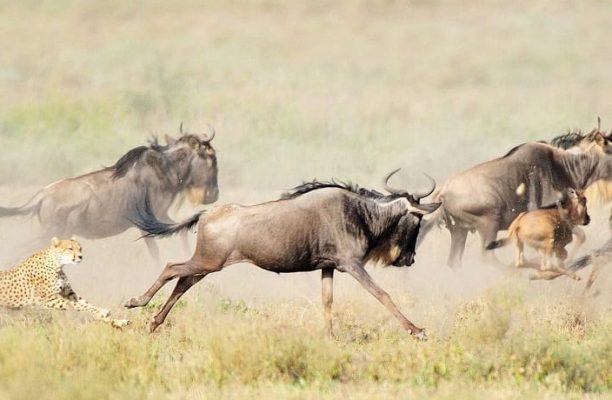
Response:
[[129, 195, 205, 238], [0, 190, 44, 218], [567, 237, 612, 272], [567, 255, 592, 272], [485, 238, 509, 250]]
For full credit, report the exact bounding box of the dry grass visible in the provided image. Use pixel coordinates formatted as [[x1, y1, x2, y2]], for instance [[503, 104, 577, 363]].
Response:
[[1, 0, 612, 399], [0, 288, 610, 400]]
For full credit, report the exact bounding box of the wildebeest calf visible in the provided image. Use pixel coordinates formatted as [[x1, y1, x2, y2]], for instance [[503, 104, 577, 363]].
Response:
[[486, 189, 590, 280], [126, 170, 440, 339]]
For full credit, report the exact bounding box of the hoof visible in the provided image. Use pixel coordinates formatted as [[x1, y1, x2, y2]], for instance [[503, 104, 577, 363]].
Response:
[[413, 329, 428, 341], [124, 298, 144, 309], [148, 318, 160, 333], [111, 319, 130, 328]]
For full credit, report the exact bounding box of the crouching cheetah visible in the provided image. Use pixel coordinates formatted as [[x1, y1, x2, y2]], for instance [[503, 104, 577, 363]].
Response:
[[0, 237, 128, 328]]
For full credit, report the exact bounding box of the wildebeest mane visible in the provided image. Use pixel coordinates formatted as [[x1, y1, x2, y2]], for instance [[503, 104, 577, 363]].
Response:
[[281, 180, 387, 200], [108, 138, 167, 179], [550, 129, 587, 149]]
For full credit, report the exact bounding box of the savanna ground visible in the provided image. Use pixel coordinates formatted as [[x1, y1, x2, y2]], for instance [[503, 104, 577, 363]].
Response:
[[1, 1, 612, 399]]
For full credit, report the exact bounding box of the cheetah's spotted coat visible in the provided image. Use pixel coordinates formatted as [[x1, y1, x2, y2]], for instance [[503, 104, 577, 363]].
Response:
[[0, 238, 128, 328]]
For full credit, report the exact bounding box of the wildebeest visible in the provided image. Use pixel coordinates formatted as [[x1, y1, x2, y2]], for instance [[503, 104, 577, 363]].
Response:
[[0, 124, 219, 258], [485, 189, 589, 280], [420, 141, 612, 268], [125, 170, 440, 339]]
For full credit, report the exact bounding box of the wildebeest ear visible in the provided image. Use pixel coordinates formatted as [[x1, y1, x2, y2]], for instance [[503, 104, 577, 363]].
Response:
[[408, 202, 441, 215], [51, 237, 59, 246], [164, 134, 177, 145]]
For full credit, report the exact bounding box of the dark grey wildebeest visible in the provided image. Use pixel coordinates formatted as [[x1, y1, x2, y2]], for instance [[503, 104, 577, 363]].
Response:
[[420, 141, 612, 269], [125, 170, 440, 339], [0, 125, 219, 259]]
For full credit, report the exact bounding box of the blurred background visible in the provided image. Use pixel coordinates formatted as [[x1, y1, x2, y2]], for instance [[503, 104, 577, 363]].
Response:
[[1, 0, 612, 307]]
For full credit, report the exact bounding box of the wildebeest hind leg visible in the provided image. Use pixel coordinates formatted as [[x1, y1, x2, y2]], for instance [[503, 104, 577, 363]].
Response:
[[143, 234, 160, 260], [343, 264, 425, 339], [321, 268, 334, 338], [179, 229, 192, 256], [124, 261, 198, 308], [585, 263, 602, 292], [149, 274, 205, 332], [448, 227, 468, 269]]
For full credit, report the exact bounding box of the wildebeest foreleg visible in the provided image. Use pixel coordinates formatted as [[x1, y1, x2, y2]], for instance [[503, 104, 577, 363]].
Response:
[[124, 261, 197, 308], [149, 274, 205, 332], [343, 264, 426, 340], [321, 268, 334, 337]]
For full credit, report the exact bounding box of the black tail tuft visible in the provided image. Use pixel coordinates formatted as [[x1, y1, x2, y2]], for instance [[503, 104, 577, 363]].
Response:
[[486, 238, 508, 250], [128, 195, 205, 238]]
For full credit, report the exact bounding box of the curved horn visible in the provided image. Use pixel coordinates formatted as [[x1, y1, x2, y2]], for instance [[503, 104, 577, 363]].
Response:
[[179, 121, 184, 135], [383, 168, 406, 195], [412, 173, 437, 201], [202, 123, 216, 143]]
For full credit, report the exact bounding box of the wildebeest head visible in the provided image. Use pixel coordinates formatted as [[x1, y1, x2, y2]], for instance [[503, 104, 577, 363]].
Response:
[[164, 123, 219, 205], [380, 169, 441, 267]]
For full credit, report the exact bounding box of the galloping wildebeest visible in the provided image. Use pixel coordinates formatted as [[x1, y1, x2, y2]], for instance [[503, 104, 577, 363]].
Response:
[[125, 170, 440, 339], [420, 141, 612, 268], [0, 124, 219, 258]]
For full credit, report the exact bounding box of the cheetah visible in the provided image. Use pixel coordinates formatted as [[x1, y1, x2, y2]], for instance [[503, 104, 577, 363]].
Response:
[[0, 237, 128, 328]]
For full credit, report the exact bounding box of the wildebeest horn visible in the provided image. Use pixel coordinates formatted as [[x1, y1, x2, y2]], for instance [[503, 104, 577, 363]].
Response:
[[179, 121, 184, 135], [202, 123, 216, 143], [597, 116, 601, 131], [412, 173, 437, 201], [383, 168, 406, 195]]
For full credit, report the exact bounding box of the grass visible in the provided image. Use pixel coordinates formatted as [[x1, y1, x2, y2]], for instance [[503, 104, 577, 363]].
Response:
[[1, 0, 612, 398], [0, 288, 610, 399]]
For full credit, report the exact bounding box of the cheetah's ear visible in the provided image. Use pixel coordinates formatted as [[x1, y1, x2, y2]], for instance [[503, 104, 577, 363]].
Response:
[[71, 235, 77, 241], [51, 237, 59, 246]]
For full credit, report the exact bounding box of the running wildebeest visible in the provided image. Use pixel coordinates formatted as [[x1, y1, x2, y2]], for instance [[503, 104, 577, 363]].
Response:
[[419, 140, 612, 268], [485, 189, 589, 281], [125, 170, 440, 339], [0, 124, 219, 259]]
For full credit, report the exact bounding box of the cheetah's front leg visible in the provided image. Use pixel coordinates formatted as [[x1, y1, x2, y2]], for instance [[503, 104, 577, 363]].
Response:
[[66, 293, 129, 328]]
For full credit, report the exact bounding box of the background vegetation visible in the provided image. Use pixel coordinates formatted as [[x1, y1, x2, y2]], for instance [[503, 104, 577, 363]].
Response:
[[0, 1, 611, 399]]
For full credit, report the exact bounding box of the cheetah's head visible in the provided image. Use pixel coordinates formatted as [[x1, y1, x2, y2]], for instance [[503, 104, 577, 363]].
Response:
[[51, 237, 83, 265]]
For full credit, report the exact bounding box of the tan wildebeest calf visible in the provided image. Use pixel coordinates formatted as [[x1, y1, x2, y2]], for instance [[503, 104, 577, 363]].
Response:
[[486, 189, 590, 280]]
